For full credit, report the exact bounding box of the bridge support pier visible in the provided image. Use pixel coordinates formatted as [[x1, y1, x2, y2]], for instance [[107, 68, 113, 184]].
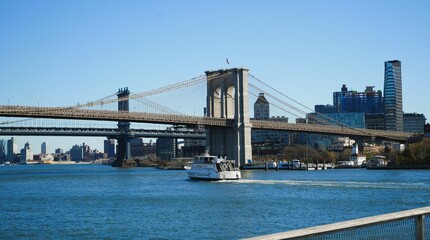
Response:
[[205, 68, 252, 168], [112, 87, 135, 167]]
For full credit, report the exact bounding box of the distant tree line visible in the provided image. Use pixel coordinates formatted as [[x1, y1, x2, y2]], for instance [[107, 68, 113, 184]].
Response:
[[282, 145, 339, 164], [393, 137, 430, 166], [254, 137, 430, 166]]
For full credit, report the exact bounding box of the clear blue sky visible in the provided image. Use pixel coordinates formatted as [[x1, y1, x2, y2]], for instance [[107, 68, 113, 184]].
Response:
[[1, 0, 429, 153]]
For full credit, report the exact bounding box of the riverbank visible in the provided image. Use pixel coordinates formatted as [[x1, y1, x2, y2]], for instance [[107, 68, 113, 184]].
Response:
[[367, 165, 430, 170]]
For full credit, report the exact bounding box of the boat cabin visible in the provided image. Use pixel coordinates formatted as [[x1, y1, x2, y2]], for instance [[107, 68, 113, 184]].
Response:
[[193, 156, 219, 164]]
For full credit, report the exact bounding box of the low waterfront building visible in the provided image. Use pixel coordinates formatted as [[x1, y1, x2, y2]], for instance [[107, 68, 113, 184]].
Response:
[[362, 143, 384, 155], [349, 144, 366, 166], [337, 144, 366, 167], [327, 137, 356, 151], [367, 155, 387, 167]]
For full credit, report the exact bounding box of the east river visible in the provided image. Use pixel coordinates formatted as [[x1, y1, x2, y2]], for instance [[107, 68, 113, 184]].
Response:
[[1, 164, 429, 239]]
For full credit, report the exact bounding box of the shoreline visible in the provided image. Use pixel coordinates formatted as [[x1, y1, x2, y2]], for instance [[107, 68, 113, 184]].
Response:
[[367, 165, 430, 170]]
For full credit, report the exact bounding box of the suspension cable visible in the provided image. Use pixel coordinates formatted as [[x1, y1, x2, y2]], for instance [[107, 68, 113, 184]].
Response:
[[249, 73, 375, 136]]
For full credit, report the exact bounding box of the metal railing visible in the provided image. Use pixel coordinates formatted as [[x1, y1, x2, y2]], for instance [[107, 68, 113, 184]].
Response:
[[244, 206, 430, 240]]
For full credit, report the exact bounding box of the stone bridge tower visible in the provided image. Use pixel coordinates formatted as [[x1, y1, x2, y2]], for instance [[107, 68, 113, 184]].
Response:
[[112, 87, 133, 167], [205, 68, 252, 167]]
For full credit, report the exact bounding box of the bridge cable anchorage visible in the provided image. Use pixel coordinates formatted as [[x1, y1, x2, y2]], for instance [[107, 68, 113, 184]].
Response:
[[249, 73, 378, 138]]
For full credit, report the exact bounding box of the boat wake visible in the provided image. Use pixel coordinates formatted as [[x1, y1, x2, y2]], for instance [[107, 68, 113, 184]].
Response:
[[219, 179, 427, 190]]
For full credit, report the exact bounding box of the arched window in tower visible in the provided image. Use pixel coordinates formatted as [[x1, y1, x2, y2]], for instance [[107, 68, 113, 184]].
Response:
[[226, 85, 235, 119]]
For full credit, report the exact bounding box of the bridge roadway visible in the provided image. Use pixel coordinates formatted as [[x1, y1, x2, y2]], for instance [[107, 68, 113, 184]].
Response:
[[0, 126, 205, 138], [0, 105, 412, 141]]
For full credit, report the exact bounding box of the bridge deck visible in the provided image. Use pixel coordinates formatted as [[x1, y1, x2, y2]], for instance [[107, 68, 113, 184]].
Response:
[[0, 105, 413, 141]]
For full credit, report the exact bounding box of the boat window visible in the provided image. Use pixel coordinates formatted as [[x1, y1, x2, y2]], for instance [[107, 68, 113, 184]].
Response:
[[216, 164, 222, 172]]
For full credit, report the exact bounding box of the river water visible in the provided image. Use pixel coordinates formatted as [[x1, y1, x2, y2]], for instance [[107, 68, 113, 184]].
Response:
[[1, 164, 429, 239]]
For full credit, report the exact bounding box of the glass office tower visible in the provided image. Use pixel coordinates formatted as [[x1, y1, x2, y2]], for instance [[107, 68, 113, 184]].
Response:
[[384, 60, 403, 131]]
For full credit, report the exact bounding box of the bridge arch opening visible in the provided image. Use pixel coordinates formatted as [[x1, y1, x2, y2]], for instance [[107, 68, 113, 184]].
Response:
[[226, 85, 235, 119], [212, 86, 222, 118]]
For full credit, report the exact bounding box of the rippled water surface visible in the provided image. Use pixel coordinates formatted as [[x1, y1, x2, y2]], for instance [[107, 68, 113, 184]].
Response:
[[1, 164, 429, 239]]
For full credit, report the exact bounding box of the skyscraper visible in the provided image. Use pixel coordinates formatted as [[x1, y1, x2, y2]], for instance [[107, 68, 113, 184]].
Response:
[[20, 142, 33, 164], [7, 137, 18, 162], [0, 139, 5, 164], [41, 142, 48, 155], [104, 139, 116, 158], [384, 60, 403, 131]]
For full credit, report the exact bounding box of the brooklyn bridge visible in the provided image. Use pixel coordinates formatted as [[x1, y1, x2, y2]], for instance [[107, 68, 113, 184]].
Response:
[[0, 68, 412, 167]]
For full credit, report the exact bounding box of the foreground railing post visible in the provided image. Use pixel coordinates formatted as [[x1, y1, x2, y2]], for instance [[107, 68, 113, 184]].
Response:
[[416, 215, 425, 240]]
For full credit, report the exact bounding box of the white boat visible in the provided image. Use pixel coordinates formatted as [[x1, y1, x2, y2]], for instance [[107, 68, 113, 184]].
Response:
[[184, 161, 192, 170], [186, 152, 241, 180]]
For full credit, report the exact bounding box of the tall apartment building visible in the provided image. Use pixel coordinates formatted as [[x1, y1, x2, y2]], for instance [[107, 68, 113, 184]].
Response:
[[70, 144, 84, 161], [41, 142, 48, 155], [20, 142, 33, 164], [333, 84, 383, 114], [7, 137, 18, 162], [254, 93, 270, 120], [384, 60, 403, 131], [252, 93, 270, 143], [104, 139, 116, 158], [316, 85, 384, 132], [0, 139, 5, 164]]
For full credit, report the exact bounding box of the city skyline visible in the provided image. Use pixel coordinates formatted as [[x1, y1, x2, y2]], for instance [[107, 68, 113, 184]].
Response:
[[0, 137, 108, 155], [1, 1, 429, 150]]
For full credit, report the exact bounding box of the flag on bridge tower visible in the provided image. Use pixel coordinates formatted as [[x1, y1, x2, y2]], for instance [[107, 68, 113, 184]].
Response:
[[226, 58, 230, 65]]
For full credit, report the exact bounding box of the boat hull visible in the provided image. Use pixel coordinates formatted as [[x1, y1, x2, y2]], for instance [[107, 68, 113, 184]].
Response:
[[186, 169, 241, 180]]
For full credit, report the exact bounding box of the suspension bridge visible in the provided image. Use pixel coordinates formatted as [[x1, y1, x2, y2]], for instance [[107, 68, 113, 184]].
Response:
[[0, 68, 412, 167]]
